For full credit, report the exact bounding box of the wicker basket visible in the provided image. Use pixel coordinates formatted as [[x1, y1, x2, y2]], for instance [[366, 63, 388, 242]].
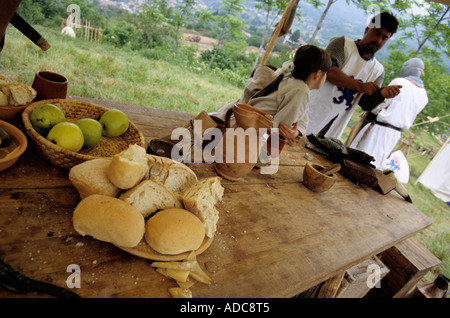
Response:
[[22, 99, 146, 169]]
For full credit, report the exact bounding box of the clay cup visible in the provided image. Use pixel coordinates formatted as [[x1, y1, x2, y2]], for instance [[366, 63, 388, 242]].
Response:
[[32, 71, 68, 101]]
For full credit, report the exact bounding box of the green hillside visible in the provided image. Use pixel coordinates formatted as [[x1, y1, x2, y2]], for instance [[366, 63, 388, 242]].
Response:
[[1, 26, 242, 115]]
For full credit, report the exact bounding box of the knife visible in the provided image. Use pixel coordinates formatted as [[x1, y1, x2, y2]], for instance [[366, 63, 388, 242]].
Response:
[[317, 113, 339, 138], [0, 258, 81, 298]]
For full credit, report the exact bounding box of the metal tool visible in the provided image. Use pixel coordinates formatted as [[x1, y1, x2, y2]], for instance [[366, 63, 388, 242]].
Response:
[[0, 258, 81, 298]]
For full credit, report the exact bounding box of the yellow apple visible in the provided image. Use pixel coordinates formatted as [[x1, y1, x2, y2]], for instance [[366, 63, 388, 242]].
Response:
[[47, 122, 84, 152], [30, 103, 65, 136], [99, 109, 129, 137], [74, 118, 102, 148]]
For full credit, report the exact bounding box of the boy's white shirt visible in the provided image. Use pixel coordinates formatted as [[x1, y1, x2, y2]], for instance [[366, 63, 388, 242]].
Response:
[[212, 64, 310, 135]]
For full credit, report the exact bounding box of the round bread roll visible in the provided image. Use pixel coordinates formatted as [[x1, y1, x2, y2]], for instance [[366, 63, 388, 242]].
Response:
[[73, 194, 145, 247], [145, 208, 205, 255]]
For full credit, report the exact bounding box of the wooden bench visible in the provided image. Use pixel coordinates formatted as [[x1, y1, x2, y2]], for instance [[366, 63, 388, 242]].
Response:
[[366, 237, 442, 298], [299, 256, 389, 298], [300, 237, 441, 298]]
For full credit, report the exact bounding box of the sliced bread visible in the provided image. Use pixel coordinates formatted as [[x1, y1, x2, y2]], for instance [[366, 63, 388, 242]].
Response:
[[120, 180, 182, 217], [146, 154, 198, 199], [182, 177, 224, 238], [1, 83, 36, 106]]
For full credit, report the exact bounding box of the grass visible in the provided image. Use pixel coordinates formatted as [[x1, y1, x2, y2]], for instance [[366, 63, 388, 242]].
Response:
[[0, 26, 242, 115], [2, 25, 448, 284]]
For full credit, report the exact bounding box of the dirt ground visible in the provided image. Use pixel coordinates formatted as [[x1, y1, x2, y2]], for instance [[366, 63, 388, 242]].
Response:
[[182, 31, 260, 54]]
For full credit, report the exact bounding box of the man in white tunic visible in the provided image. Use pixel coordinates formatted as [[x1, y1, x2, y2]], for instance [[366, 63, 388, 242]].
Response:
[[306, 12, 402, 139], [349, 58, 428, 169]]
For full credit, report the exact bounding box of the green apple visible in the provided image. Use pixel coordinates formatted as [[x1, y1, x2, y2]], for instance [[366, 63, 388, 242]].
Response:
[[47, 122, 84, 152], [99, 109, 129, 137], [30, 104, 65, 136], [74, 118, 102, 148]]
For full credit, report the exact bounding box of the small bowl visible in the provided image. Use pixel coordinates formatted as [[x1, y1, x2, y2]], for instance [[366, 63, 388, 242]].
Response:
[[303, 162, 337, 192], [0, 120, 28, 172], [0, 103, 31, 123]]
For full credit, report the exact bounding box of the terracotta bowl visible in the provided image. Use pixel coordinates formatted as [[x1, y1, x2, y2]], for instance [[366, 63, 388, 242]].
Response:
[[303, 162, 337, 192], [0, 103, 31, 123], [0, 120, 28, 172]]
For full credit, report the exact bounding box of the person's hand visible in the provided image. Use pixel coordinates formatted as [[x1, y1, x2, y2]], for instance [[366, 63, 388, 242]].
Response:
[[278, 122, 299, 140], [358, 81, 380, 95], [381, 85, 402, 99]]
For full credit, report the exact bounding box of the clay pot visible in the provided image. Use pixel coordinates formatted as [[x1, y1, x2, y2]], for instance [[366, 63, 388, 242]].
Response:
[[266, 131, 288, 158], [303, 162, 339, 192], [215, 103, 273, 181], [32, 71, 68, 101], [233, 103, 273, 129]]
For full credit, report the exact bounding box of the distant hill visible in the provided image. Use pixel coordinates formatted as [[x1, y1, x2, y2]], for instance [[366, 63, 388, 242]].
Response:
[[102, 0, 448, 67]]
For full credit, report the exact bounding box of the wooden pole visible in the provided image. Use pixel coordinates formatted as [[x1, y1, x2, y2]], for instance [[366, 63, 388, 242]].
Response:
[[260, 0, 298, 65]]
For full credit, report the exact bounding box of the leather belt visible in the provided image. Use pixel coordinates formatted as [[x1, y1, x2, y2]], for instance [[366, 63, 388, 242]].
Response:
[[374, 120, 402, 132]]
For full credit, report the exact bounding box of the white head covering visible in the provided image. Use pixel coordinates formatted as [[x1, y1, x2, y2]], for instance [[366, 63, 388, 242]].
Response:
[[400, 57, 425, 87]]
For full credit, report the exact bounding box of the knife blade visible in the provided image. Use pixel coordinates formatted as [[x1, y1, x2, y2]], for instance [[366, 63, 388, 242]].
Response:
[[0, 258, 81, 298]]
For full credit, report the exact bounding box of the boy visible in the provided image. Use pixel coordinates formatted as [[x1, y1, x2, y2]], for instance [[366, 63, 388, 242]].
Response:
[[214, 45, 332, 140]]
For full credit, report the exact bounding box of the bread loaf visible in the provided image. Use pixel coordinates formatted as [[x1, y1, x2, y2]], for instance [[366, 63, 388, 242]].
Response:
[[69, 158, 121, 198], [144, 208, 205, 255], [73, 194, 145, 247], [182, 177, 224, 238], [146, 154, 197, 199], [107, 144, 148, 189], [119, 180, 182, 217]]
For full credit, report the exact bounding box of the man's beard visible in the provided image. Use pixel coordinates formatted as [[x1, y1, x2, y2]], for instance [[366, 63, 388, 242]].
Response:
[[363, 42, 379, 55]]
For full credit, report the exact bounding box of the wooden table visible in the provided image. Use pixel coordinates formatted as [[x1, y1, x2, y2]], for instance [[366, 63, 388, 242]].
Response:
[[0, 96, 432, 298]]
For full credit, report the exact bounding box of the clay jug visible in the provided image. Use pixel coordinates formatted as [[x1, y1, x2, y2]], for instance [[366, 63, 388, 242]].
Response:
[[215, 103, 273, 181]]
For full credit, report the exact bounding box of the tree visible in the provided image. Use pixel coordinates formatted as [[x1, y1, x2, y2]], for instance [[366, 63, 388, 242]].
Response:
[[307, 0, 336, 44], [139, 0, 172, 49], [395, 1, 449, 61], [167, 0, 197, 56], [206, 0, 246, 73], [307, 0, 385, 44], [251, 0, 290, 71]]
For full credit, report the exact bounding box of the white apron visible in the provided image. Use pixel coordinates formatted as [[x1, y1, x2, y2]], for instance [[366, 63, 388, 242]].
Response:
[[349, 77, 428, 169], [306, 37, 384, 138]]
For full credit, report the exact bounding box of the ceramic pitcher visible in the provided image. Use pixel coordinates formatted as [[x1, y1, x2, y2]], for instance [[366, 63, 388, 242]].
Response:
[[215, 103, 273, 181]]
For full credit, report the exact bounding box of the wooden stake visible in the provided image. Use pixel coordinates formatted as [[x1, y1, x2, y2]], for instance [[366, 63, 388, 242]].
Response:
[[261, 0, 298, 65]]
